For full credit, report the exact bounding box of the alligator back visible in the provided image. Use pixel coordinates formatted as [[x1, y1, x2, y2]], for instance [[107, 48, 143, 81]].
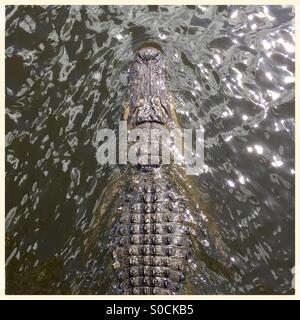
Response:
[[84, 46, 230, 295], [111, 170, 191, 294]]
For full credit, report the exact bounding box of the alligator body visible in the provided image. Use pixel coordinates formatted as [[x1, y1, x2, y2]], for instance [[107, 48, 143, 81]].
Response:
[[88, 47, 225, 295], [109, 47, 194, 295]]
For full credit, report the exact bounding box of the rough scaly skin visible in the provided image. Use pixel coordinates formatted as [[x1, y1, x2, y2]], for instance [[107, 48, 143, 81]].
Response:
[[111, 47, 193, 294], [111, 171, 192, 294]]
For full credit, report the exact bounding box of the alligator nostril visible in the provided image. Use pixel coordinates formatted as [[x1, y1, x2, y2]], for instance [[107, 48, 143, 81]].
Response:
[[138, 47, 160, 61]]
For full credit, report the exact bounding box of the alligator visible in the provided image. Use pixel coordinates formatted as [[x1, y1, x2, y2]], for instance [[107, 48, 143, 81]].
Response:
[[85, 46, 230, 295]]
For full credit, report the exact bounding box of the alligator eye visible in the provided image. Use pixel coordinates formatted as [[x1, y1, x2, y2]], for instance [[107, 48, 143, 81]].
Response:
[[153, 96, 160, 106], [154, 53, 160, 62], [137, 98, 145, 107]]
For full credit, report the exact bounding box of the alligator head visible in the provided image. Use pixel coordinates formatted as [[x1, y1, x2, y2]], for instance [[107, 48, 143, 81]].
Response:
[[124, 47, 177, 129]]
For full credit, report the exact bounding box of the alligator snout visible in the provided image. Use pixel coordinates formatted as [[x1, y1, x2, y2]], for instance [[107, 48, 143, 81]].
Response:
[[138, 47, 160, 62], [125, 46, 176, 128]]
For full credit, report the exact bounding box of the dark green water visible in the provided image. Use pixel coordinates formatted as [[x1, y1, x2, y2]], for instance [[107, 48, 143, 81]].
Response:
[[5, 5, 294, 294]]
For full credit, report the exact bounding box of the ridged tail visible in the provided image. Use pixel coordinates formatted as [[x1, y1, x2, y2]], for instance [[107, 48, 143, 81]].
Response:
[[110, 173, 192, 294]]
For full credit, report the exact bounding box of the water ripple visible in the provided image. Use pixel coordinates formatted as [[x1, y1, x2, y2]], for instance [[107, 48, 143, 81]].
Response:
[[5, 5, 294, 294]]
